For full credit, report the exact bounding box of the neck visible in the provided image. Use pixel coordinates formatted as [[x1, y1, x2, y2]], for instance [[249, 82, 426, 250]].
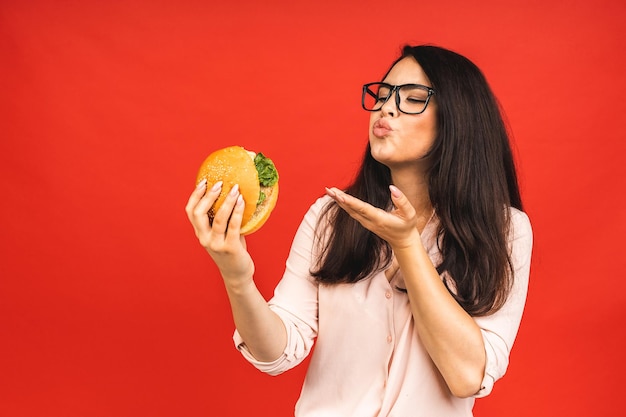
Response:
[[391, 168, 433, 221]]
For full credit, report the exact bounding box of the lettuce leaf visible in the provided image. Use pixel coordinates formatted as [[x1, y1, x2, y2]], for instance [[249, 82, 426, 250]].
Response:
[[257, 191, 266, 205], [254, 153, 279, 187]]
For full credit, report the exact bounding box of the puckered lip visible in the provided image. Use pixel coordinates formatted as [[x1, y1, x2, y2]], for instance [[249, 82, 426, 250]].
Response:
[[372, 118, 392, 138], [373, 119, 391, 130]]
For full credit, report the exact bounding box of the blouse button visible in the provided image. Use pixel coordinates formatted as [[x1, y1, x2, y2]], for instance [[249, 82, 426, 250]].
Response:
[[385, 291, 392, 299], [387, 335, 393, 343]]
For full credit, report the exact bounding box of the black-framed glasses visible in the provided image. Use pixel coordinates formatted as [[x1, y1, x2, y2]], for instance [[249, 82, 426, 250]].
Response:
[[362, 82, 435, 115]]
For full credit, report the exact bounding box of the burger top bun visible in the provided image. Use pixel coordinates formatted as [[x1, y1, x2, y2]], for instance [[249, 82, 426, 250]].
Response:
[[195, 145, 279, 235], [196, 146, 261, 228]]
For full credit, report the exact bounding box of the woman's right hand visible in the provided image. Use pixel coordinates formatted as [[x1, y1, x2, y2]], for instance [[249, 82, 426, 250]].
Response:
[[186, 180, 287, 361], [185, 179, 255, 286]]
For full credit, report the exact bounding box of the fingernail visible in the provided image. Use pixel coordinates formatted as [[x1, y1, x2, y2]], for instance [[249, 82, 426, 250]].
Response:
[[236, 195, 244, 207], [389, 185, 402, 198], [211, 181, 223, 192], [325, 187, 336, 197], [229, 184, 239, 196], [329, 188, 345, 203], [197, 179, 207, 189]]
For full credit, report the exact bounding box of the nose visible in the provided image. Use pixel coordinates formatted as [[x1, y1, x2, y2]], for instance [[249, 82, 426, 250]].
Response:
[[380, 86, 399, 117]]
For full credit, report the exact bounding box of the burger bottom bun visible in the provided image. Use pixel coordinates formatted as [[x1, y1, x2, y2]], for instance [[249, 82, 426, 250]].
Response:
[[240, 183, 279, 235]]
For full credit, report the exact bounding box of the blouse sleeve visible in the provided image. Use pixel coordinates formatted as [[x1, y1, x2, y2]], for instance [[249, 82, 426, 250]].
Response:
[[473, 208, 533, 397], [232, 196, 330, 375]]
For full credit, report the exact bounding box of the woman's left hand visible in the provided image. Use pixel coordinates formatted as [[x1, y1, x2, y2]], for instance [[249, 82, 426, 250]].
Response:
[[325, 185, 420, 249]]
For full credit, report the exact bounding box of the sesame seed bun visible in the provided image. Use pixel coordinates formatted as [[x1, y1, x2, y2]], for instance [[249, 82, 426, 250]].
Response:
[[195, 145, 278, 235]]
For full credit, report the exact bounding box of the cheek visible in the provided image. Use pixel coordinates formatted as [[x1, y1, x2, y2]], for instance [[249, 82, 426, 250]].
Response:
[[410, 121, 435, 139], [419, 113, 438, 140], [427, 121, 438, 139]]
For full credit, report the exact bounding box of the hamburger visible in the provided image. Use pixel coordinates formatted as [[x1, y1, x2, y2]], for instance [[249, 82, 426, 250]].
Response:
[[196, 145, 279, 235]]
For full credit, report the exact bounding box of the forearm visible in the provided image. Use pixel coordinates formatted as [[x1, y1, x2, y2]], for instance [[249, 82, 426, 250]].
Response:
[[394, 243, 486, 398], [224, 278, 287, 362], [186, 168, 288, 362]]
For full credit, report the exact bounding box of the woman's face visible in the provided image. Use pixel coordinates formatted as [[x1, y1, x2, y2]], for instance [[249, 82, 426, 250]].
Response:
[[368, 57, 437, 172]]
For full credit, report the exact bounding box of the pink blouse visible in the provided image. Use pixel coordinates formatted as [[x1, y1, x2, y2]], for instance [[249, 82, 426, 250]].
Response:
[[234, 195, 533, 416]]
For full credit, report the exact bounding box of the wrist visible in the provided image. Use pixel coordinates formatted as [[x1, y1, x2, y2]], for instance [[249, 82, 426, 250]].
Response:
[[392, 236, 430, 266], [223, 274, 256, 297], [390, 230, 424, 253]]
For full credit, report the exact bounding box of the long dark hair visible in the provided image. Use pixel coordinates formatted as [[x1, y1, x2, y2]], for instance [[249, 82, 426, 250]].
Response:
[[311, 45, 523, 316]]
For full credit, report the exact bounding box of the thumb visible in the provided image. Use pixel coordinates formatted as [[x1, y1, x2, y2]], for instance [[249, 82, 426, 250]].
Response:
[[389, 185, 416, 219]]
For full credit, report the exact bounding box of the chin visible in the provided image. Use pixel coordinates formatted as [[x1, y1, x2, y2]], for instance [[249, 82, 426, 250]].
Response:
[[371, 148, 433, 172], [369, 143, 391, 165]]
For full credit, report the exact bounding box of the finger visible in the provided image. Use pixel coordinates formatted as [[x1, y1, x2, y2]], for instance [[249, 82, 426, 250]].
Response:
[[211, 184, 240, 235], [224, 194, 245, 239], [185, 179, 208, 221], [325, 187, 382, 226], [190, 181, 223, 232]]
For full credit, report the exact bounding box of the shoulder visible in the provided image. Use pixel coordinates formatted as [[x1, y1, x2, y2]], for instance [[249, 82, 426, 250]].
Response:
[[507, 207, 533, 262], [311, 194, 334, 212], [302, 194, 335, 225], [292, 195, 335, 241], [508, 207, 533, 237]]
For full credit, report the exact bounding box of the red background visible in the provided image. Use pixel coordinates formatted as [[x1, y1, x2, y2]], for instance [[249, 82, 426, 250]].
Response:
[[2, 0, 625, 415]]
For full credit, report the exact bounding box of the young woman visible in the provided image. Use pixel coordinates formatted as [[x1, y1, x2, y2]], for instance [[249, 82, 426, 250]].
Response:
[[186, 45, 533, 416]]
